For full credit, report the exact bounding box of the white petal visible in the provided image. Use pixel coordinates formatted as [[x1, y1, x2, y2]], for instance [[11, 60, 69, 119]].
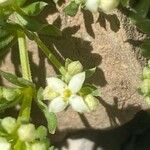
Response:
[[68, 72, 85, 93], [85, 0, 100, 12], [48, 97, 68, 113], [46, 77, 67, 93], [69, 95, 89, 113]]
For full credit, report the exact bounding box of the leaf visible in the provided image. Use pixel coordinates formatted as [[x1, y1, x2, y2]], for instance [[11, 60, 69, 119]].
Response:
[[140, 42, 150, 58], [120, 0, 130, 7], [85, 68, 96, 78], [130, 14, 150, 34], [134, 0, 150, 18], [37, 88, 57, 134], [16, 13, 61, 36], [16, 0, 27, 6], [64, 1, 79, 17], [0, 28, 9, 38], [0, 35, 15, 50], [44, 110, 57, 134], [79, 84, 100, 97], [0, 70, 33, 87], [22, 2, 48, 16], [38, 24, 61, 37]]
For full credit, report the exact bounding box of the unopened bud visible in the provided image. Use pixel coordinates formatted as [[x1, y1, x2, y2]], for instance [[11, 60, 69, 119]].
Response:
[[31, 142, 46, 150], [140, 79, 150, 96], [0, 137, 11, 150], [143, 67, 150, 79], [18, 124, 36, 142], [84, 94, 99, 111], [67, 61, 83, 76], [3, 88, 21, 101], [36, 126, 47, 140], [99, 0, 119, 13], [1, 117, 16, 134]]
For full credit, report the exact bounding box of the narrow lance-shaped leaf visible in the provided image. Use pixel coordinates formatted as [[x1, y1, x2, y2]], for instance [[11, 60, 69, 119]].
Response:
[[22, 2, 48, 16]]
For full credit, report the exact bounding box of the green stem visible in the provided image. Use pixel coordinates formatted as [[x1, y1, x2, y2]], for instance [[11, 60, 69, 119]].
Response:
[[17, 30, 32, 123], [31, 33, 66, 75], [17, 31, 32, 81]]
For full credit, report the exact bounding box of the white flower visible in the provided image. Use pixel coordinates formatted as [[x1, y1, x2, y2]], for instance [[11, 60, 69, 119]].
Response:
[[44, 72, 90, 113], [18, 124, 36, 142], [0, 0, 13, 6], [0, 138, 11, 150], [85, 0, 100, 12], [99, 0, 119, 13]]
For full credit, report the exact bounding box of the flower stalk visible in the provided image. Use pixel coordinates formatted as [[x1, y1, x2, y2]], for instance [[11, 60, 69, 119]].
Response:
[[17, 30, 32, 123]]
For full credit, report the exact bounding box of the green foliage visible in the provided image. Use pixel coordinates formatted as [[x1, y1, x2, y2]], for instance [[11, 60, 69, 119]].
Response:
[[64, 1, 79, 16], [37, 88, 57, 134], [22, 2, 48, 16]]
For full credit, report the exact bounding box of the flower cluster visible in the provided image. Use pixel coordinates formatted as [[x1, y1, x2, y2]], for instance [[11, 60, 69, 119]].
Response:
[[0, 117, 53, 150], [139, 61, 150, 104], [43, 60, 99, 113], [85, 0, 120, 13]]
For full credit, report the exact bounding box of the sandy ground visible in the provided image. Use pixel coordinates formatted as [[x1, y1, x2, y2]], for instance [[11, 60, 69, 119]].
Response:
[[0, 2, 149, 137]]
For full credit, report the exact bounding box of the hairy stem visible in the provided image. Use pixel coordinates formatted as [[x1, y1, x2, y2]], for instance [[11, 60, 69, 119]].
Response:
[[31, 33, 66, 75], [17, 30, 32, 123]]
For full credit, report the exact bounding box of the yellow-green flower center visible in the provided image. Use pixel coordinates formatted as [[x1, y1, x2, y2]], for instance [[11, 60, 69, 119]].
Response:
[[63, 89, 72, 98]]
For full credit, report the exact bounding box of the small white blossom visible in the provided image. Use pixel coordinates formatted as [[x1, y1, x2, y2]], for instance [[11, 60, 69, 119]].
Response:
[[0, 138, 11, 150], [99, 0, 119, 13], [18, 124, 36, 142], [44, 72, 91, 113], [85, 0, 100, 12]]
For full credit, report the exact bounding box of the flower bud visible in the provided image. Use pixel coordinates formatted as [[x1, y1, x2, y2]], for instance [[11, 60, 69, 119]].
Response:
[[3, 88, 21, 101], [145, 97, 150, 105], [1, 117, 17, 134], [18, 124, 36, 142], [99, 0, 119, 13], [67, 61, 83, 76], [0, 137, 11, 150], [85, 0, 100, 12], [36, 126, 47, 140], [143, 67, 150, 79], [140, 79, 150, 96], [84, 94, 99, 111], [0, 0, 13, 7], [43, 86, 58, 100], [31, 142, 46, 150]]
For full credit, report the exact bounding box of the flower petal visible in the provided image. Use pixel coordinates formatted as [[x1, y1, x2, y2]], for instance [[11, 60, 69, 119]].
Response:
[[68, 72, 85, 93], [46, 77, 67, 93], [48, 97, 68, 113], [69, 95, 89, 113]]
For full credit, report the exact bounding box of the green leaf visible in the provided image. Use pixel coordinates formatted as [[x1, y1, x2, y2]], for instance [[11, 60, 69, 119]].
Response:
[[0, 35, 15, 50], [140, 42, 150, 58], [85, 68, 96, 78], [0, 70, 33, 87], [64, 1, 79, 17], [0, 28, 9, 38], [134, 0, 150, 18], [130, 14, 150, 34], [44, 110, 57, 134], [37, 88, 57, 134], [120, 0, 130, 7], [22, 2, 48, 16], [16, 13, 61, 36], [38, 24, 61, 37], [16, 0, 27, 6], [79, 84, 100, 97]]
